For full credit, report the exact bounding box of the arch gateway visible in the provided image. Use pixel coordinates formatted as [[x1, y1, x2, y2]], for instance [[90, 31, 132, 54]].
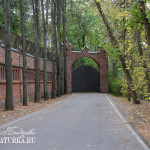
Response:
[[66, 43, 109, 93]]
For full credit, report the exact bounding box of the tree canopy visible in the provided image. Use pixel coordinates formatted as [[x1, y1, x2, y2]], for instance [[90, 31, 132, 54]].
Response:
[[1, 0, 150, 103]]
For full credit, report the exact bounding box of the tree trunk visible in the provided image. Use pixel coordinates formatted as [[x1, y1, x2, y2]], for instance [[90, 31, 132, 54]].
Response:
[[60, 0, 64, 96], [82, 35, 85, 47], [136, 30, 150, 94], [19, 0, 28, 106], [4, 0, 14, 110], [60, 49, 64, 95], [119, 55, 139, 104], [41, 0, 49, 100], [51, 51, 56, 99], [56, 0, 62, 97], [32, 0, 40, 102], [51, 0, 57, 99], [139, 1, 150, 46], [127, 85, 131, 101], [95, 0, 140, 104], [63, 0, 67, 94]]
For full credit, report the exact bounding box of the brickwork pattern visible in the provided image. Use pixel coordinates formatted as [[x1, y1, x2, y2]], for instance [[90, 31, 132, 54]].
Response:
[[0, 41, 109, 107], [0, 44, 53, 107], [66, 45, 109, 93]]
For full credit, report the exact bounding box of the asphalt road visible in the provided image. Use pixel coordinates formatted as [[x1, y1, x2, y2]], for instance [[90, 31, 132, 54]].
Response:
[[0, 93, 149, 150]]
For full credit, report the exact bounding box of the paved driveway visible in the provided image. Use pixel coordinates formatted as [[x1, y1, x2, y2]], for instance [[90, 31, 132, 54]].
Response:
[[0, 93, 149, 150]]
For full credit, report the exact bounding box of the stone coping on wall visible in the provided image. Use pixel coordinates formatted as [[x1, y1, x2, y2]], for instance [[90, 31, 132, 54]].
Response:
[[0, 40, 52, 64], [0, 81, 53, 84], [71, 51, 99, 54]]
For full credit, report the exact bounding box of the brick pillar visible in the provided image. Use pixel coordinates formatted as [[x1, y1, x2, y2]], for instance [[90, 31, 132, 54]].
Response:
[[98, 46, 109, 93]]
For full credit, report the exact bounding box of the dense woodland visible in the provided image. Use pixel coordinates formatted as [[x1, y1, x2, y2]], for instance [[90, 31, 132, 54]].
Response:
[[0, 0, 150, 110]]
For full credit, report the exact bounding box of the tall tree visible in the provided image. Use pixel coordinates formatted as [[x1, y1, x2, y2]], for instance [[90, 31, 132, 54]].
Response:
[[63, 0, 67, 94], [41, 0, 49, 100], [60, 0, 64, 96], [56, 0, 62, 97], [32, 0, 41, 102], [4, 0, 14, 110], [95, 0, 140, 104], [19, 0, 28, 106], [51, 0, 57, 99], [139, 1, 150, 46], [136, 30, 150, 93], [138, 1, 150, 94]]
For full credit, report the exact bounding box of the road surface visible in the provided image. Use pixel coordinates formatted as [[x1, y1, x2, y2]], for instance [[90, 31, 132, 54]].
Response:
[[0, 93, 149, 150]]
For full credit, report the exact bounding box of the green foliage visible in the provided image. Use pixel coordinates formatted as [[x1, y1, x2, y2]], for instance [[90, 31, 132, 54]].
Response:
[[0, 0, 150, 102], [66, 0, 106, 51], [0, 0, 21, 34], [72, 57, 99, 71], [0, 0, 35, 41], [108, 75, 122, 96], [107, 60, 123, 96], [0, 0, 3, 26], [97, 0, 150, 101]]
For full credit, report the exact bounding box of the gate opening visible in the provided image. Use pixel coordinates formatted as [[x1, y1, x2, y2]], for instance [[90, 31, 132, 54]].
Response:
[[72, 57, 100, 92]]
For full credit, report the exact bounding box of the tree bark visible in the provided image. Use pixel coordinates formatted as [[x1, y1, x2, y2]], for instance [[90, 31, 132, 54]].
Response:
[[19, 0, 28, 106], [51, 0, 57, 99], [41, 0, 49, 100], [119, 55, 139, 104], [32, 0, 40, 102], [60, 0, 64, 96], [63, 0, 67, 94], [4, 0, 14, 110], [127, 86, 131, 101], [95, 0, 140, 104], [60, 55, 64, 95], [82, 35, 85, 47], [56, 0, 61, 97], [136, 30, 150, 94], [139, 1, 150, 46]]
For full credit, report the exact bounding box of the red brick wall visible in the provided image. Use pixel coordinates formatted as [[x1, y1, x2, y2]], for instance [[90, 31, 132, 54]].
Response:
[[0, 41, 109, 107], [66, 45, 109, 93], [0, 45, 53, 107]]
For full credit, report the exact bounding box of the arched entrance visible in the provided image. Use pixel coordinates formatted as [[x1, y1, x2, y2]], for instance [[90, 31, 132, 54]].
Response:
[[66, 45, 108, 93]]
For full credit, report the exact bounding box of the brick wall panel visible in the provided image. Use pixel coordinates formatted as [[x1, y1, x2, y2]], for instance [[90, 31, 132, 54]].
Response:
[[0, 45, 53, 108]]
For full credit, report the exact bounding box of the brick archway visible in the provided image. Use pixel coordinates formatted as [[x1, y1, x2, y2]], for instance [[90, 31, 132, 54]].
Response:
[[66, 44, 108, 93]]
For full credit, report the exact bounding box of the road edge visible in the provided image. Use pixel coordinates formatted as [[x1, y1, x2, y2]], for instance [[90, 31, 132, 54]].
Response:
[[105, 94, 150, 150], [0, 94, 75, 129]]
